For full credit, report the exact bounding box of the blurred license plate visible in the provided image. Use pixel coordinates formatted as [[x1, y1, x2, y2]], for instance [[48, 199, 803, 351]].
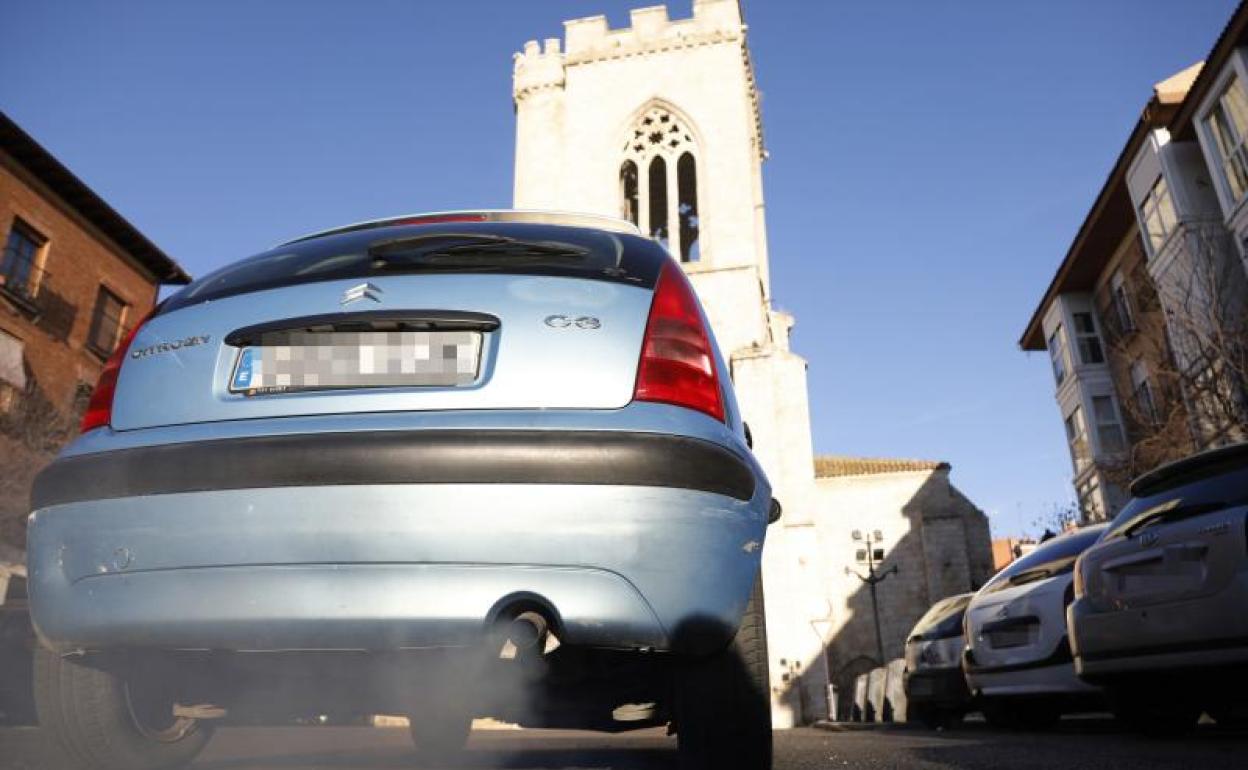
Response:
[[229, 330, 481, 394], [987, 628, 1032, 649]]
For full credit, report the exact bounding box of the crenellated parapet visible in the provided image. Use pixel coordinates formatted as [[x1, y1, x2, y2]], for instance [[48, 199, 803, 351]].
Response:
[[512, 1, 764, 157], [512, 37, 566, 101], [561, 1, 742, 66]]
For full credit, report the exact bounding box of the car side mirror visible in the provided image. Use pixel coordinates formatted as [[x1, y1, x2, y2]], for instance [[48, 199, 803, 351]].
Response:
[[768, 498, 782, 525], [743, 422, 754, 449]]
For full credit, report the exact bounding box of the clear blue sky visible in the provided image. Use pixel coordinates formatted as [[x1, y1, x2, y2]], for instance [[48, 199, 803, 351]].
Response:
[[2, 1, 1238, 536]]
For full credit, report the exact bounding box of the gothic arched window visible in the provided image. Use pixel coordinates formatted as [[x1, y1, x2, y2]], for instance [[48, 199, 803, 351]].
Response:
[[620, 105, 700, 262], [619, 160, 638, 227], [677, 152, 699, 262]]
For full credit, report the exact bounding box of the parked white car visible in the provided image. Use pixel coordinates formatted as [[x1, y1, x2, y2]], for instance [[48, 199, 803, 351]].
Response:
[[963, 524, 1107, 728]]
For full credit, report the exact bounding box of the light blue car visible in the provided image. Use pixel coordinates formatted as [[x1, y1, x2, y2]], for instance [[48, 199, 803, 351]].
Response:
[[27, 211, 776, 770]]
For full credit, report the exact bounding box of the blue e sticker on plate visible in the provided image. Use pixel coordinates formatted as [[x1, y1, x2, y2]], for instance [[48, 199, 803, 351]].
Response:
[[231, 348, 255, 391]]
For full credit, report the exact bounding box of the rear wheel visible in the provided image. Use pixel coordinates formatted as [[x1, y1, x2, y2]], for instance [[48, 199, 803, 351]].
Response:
[[674, 576, 772, 770], [34, 645, 212, 770]]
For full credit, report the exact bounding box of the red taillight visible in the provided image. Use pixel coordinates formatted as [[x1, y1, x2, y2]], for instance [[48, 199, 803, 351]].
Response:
[[79, 311, 152, 433], [634, 261, 725, 421]]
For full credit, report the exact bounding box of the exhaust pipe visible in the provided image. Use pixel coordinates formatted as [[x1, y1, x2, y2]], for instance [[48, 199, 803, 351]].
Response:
[[505, 611, 548, 651]]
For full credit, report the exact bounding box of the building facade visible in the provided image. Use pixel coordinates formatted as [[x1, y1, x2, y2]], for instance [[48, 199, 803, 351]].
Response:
[[1021, 8, 1248, 521], [809, 457, 993, 721], [513, 0, 991, 725], [0, 112, 188, 547]]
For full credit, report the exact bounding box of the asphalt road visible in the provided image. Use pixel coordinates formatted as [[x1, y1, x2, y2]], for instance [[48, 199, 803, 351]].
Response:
[[4, 721, 1248, 769]]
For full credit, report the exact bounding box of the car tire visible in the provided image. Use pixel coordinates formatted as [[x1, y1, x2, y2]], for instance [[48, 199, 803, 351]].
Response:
[[1108, 687, 1201, 736], [981, 700, 1059, 730], [674, 575, 772, 770], [33, 645, 213, 770], [407, 708, 472, 761]]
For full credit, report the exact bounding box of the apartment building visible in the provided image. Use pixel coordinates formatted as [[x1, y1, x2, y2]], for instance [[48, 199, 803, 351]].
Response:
[[0, 112, 189, 547], [1021, 2, 1248, 521]]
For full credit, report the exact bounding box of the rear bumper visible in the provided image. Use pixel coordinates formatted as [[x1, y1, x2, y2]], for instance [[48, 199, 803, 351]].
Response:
[[1069, 574, 1248, 681], [963, 638, 1096, 697], [28, 429, 769, 656], [903, 666, 970, 709]]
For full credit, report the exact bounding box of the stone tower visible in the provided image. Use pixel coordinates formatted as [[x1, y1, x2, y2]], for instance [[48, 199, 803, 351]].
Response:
[[513, 0, 830, 726]]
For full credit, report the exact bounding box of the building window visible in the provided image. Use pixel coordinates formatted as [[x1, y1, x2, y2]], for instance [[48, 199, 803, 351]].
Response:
[[648, 155, 668, 246], [1130, 359, 1158, 425], [677, 152, 700, 262], [1048, 323, 1069, 386], [1205, 75, 1248, 203], [619, 160, 639, 226], [1077, 476, 1105, 522], [1065, 405, 1090, 473], [621, 104, 700, 261], [1072, 312, 1105, 365], [1092, 395, 1126, 454], [86, 286, 126, 357], [1137, 176, 1177, 256], [1109, 269, 1135, 335], [1, 218, 46, 302]]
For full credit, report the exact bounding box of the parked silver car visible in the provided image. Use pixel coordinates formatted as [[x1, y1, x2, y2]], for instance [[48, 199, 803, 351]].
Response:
[[903, 592, 974, 728], [27, 211, 777, 770], [963, 524, 1107, 728], [1070, 442, 1248, 732]]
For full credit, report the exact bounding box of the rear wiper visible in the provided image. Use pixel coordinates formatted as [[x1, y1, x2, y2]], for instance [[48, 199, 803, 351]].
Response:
[[1007, 568, 1053, 587], [1117, 500, 1228, 539]]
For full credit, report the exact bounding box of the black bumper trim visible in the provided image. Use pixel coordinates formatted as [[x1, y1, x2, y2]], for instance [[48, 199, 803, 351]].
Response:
[[32, 430, 757, 509]]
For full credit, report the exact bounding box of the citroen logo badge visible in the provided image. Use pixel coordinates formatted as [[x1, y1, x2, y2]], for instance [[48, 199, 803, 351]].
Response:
[[340, 282, 383, 306]]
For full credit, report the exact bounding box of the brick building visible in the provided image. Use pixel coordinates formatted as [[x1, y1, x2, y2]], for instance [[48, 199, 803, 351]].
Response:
[[0, 111, 189, 547]]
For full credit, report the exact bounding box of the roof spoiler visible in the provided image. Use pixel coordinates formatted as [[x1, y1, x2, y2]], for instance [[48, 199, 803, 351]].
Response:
[[277, 210, 643, 247]]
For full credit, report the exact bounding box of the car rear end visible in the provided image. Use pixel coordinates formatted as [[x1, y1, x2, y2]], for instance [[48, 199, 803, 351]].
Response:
[[1069, 443, 1248, 726], [27, 212, 771, 663], [903, 593, 973, 727], [963, 525, 1106, 724]]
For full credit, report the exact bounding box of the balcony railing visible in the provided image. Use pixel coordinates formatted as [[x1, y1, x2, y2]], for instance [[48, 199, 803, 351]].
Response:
[[0, 248, 49, 311]]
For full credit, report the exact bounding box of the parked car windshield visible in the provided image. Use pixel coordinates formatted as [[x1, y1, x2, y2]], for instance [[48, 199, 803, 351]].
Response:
[[908, 593, 972, 640], [980, 524, 1107, 594], [160, 222, 668, 314]]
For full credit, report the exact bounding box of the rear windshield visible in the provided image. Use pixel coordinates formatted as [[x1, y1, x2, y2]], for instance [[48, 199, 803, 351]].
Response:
[[981, 525, 1106, 594], [160, 222, 670, 314], [1106, 455, 1248, 542], [909, 593, 972, 640]]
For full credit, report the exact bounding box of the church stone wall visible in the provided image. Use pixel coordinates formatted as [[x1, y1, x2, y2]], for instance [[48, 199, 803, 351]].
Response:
[[810, 467, 993, 719]]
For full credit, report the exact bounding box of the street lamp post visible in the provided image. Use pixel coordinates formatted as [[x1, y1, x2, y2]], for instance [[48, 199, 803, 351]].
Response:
[[845, 530, 898, 665]]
